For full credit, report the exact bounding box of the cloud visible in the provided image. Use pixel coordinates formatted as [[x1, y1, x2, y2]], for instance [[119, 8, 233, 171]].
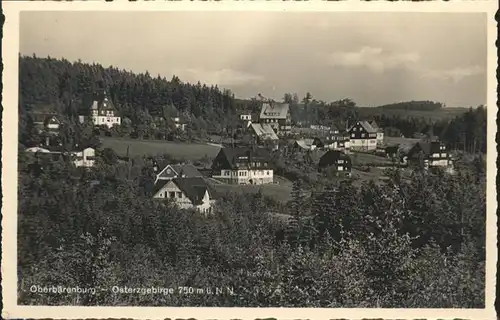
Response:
[[420, 65, 485, 83], [178, 68, 264, 86], [324, 46, 420, 73]]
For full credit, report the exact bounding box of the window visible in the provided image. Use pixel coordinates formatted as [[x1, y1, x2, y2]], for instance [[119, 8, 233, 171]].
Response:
[[159, 193, 163, 198], [266, 171, 269, 175], [177, 192, 182, 198], [169, 192, 175, 198], [338, 159, 344, 164], [361, 133, 365, 138], [351, 134, 355, 138]]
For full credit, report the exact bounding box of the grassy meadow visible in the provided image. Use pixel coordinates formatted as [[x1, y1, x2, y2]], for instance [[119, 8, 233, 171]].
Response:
[[101, 137, 221, 160]]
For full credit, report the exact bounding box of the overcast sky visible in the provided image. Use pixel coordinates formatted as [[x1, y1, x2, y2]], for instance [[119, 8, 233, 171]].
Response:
[[20, 11, 487, 108]]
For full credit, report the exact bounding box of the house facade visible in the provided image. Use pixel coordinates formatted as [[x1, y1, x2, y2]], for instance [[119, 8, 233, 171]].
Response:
[[155, 164, 203, 183], [71, 147, 96, 168], [32, 113, 61, 132], [79, 89, 121, 128], [318, 150, 352, 176], [248, 123, 279, 149], [347, 121, 378, 151], [153, 177, 216, 215], [407, 140, 452, 170], [368, 120, 384, 145], [211, 147, 273, 185], [259, 102, 292, 136]]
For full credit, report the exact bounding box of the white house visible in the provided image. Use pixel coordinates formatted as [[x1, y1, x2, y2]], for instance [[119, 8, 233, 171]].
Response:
[[152, 177, 217, 215], [71, 147, 96, 168], [79, 89, 121, 128], [347, 121, 378, 151], [368, 120, 384, 145], [211, 147, 274, 185]]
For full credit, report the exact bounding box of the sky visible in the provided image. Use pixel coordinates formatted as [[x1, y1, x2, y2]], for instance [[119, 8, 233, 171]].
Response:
[[20, 11, 487, 108]]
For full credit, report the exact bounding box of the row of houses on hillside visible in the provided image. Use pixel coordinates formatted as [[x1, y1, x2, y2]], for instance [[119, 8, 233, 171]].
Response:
[[151, 146, 275, 214], [25, 146, 96, 168], [316, 137, 454, 176]]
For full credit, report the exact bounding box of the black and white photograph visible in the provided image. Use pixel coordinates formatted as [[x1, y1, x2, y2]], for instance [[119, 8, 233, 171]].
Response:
[[2, 2, 497, 319]]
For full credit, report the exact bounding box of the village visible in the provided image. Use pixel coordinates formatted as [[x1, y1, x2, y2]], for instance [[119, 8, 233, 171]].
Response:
[[24, 88, 457, 215]]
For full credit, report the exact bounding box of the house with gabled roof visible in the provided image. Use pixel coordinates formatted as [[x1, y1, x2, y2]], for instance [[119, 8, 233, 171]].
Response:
[[249, 123, 279, 149], [367, 120, 384, 145], [406, 139, 453, 170], [211, 147, 274, 185], [259, 101, 291, 136], [153, 177, 218, 214], [31, 113, 61, 133], [318, 150, 352, 177], [347, 120, 378, 151], [155, 164, 203, 183], [79, 88, 121, 128]]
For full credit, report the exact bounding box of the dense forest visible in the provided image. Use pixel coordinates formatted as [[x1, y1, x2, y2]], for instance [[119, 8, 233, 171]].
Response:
[[17, 55, 487, 307]]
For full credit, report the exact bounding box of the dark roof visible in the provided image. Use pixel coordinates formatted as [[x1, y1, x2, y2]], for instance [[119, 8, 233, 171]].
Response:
[[173, 177, 215, 205], [90, 89, 116, 111], [319, 150, 351, 168], [220, 147, 271, 163], [170, 164, 203, 177], [153, 177, 218, 205], [153, 179, 170, 196]]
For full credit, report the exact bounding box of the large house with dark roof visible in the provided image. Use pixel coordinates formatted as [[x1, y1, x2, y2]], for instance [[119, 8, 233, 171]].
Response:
[[79, 89, 121, 128], [347, 120, 378, 151], [153, 177, 217, 214], [211, 147, 274, 185], [259, 101, 291, 136], [406, 140, 453, 170], [155, 164, 203, 183]]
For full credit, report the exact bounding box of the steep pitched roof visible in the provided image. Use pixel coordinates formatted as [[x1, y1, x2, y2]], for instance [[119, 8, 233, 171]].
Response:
[[367, 120, 384, 133], [171, 164, 203, 177], [153, 179, 170, 196], [90, 89, 116, 111], [259, 102, 290, 120], [349, 120, 377, 134], [173, 177, 216, 205], [250, 123, 279, 141], [294, 139, 315, 149]]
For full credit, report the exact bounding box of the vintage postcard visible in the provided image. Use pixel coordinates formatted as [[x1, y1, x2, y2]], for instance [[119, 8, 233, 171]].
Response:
[[2, 1, 497, 319]]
